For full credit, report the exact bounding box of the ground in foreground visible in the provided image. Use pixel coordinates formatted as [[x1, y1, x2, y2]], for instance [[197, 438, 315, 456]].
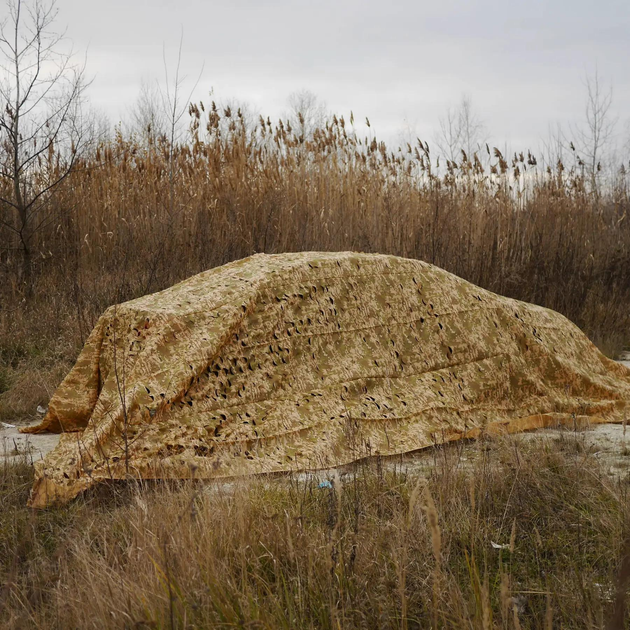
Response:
[[2, 425, 630, 629]]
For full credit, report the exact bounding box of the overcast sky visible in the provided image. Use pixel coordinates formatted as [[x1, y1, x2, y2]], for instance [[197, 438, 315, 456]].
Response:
[[53, 0, 629, 155]]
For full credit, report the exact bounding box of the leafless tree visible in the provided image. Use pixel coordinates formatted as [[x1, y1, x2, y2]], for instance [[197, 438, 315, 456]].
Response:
[[141, 33, 202, 293], [0, 0, 88, 293], [286, 89, 327, 141], [572, 69, 617, 195], [624, 119, 630, 161], [435, 94, 487, 164], [539, 122, 566, 170], [129, 77, 166, 147], [435, 106, 461, 164], [160, 31, 202, 216]]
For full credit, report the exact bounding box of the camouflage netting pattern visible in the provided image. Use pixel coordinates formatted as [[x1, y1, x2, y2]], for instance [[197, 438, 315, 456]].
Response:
[[22, 252, 630, 507]]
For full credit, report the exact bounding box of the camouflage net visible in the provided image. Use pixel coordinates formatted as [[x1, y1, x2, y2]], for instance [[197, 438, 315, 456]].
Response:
[[22, 252, 630, 507]]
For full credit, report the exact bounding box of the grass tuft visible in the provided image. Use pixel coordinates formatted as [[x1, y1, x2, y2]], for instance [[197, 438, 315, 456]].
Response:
[[2, 434, 630, 628]]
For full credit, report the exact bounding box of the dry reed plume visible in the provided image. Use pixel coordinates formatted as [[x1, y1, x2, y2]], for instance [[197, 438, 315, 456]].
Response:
[[0, 104, 628, 362]]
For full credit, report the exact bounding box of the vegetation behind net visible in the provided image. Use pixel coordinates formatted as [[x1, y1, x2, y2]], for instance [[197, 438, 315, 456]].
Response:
[[0, 104, 629, 356]]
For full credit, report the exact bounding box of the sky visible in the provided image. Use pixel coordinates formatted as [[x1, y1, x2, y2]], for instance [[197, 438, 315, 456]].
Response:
[[45, 0, 630, 155]]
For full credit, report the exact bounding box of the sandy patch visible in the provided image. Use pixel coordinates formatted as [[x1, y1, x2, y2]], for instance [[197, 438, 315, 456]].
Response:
[[1, 422, 60, 465]]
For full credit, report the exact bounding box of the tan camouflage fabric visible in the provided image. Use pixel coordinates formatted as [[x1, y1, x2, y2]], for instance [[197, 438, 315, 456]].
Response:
[[22, 252, 630, 507]]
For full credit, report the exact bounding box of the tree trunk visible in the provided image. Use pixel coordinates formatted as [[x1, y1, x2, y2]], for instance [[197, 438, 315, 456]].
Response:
[[18, 205, 33, 298], [20, 236, 32, 297]]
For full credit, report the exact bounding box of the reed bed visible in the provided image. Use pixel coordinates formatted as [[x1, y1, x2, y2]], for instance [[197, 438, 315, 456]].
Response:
[[1, 104, 629, 350]]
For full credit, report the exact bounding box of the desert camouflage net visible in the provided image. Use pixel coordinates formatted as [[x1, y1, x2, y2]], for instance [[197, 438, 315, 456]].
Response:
[[22, 252, 630, 507]]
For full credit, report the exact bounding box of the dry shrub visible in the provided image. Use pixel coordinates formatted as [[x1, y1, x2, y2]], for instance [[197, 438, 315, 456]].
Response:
[[0, 302, 79, 420]]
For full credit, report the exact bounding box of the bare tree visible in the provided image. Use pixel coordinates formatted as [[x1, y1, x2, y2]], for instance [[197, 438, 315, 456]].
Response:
[[572, 69, 617, 194], [539, 122, 566, 171], [0, 0, 88, 293], [624, 118, 630, 154], [435, 105, 461, 164], [141, 33, 202, 293], [286, 89, 327, 141], [160, 31, 202, 216], [435, 94, 487, 164], [129, 77, 166, 147]]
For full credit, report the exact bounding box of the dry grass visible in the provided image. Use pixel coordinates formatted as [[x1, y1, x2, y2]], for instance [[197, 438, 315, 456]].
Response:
[[0, 102, 629, 627], [0, 303, 77, 422], [2, 433, 630, 628], [0, 105, 629, 418]]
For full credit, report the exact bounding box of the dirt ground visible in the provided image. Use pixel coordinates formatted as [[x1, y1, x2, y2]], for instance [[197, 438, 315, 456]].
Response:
[[1, 422, 60, 465]]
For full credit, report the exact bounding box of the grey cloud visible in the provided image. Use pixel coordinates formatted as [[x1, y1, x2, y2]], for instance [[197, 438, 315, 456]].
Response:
[[53, 0, 629, 152]]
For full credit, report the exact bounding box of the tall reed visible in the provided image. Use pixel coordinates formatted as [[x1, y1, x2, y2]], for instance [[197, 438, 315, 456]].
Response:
[[0, 103, 628, 383]]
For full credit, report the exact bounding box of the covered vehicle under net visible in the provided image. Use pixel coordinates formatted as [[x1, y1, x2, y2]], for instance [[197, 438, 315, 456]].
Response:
[[23, 252, 630, 507]]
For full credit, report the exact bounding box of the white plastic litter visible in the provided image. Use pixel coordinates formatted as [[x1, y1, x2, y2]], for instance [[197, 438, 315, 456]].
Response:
[[491, 541, 510, 550]]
